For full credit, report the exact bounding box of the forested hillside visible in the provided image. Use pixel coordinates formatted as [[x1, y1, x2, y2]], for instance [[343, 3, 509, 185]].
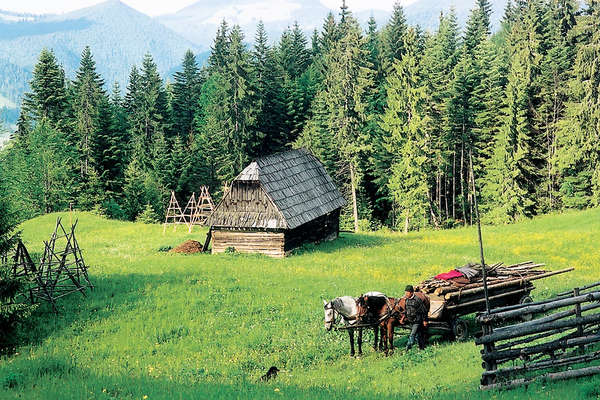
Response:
[[1, 0, 599, 232], [0, 0, 203, 128]]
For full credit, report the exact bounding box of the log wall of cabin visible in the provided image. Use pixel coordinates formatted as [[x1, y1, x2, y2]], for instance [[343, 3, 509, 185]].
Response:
[[284, 209, 340, 252], [211, 230, 285, 258]]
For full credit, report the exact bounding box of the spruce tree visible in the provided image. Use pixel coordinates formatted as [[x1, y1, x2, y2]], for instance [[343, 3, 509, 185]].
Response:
[[172, 50, 201, 140], [445, 49, 479, 225], [483, 2, 544, 221], [93, 83, 128, 198], [252, 22, 286, 154], [226, 25, 256, 174], [22, 49, 68, 128], [418, 11, 460, 223], [208, 20, 229, 73], [381, 28, 431, 233], [537, 0, 576, 210], [127, 53, 169, 163], [381, 1, 408, 70], [472, 40, 506, 170], [320, 9, 374, 231], [555, 0, 600, 207], [72, 46, 106, 182], [464, 0, 492, 54]]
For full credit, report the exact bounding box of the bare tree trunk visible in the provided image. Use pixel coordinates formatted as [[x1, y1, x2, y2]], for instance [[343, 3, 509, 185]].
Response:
[[460, 143, 467, 227], [350, 163, 359, 233], [452, 150, 456, 220], [444, 170, 449, 220], [403, 213, 409, 235], [429, 190, 439, 228], [437, 170, 442, 219]]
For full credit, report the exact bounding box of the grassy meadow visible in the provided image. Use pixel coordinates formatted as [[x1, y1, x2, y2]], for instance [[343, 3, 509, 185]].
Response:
[[1, 209, 599, 399]]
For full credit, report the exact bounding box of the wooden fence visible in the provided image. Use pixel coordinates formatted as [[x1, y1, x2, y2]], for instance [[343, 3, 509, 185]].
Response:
[[476, 282, 600, 390]]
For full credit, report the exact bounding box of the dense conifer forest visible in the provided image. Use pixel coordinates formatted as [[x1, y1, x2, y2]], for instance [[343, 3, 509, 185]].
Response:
[[1, 0, 599, 232]]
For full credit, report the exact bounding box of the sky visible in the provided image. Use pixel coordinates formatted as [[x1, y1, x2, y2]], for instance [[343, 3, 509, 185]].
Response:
[[0, 0, 406, 16]]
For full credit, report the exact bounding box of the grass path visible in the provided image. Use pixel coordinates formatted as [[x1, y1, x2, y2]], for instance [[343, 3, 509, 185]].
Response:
[[1, 209, 599, 399]]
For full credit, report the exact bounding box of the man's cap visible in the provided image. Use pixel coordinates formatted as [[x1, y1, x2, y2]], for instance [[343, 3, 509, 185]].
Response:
[[405, 285, 414, 292]]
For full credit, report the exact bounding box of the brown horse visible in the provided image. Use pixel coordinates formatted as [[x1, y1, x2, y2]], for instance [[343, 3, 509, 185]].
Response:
[[356, 294, 399, 355], [358, 292, 431, 355], [385, 292, 431, 355]]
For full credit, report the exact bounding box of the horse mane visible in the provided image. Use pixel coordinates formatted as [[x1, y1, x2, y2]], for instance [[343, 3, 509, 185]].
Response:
[[332, 297, 343, 309]]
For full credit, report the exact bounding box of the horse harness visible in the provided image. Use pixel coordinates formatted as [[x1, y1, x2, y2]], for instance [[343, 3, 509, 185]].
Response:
[[378, 297, 404, 323]]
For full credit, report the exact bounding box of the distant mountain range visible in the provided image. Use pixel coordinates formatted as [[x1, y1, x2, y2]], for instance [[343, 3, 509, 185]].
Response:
[[0, 0, 507, 134], [159, 0, 505, 50], [0, 0, 204, 132]]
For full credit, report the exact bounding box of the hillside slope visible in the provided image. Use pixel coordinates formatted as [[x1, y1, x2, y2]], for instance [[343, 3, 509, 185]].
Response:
[[1, 208, 598, 399], [0, 0, 202, 126]]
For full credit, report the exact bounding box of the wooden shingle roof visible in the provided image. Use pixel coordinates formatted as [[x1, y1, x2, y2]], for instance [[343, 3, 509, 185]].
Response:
[[209, 149, 346, 230]]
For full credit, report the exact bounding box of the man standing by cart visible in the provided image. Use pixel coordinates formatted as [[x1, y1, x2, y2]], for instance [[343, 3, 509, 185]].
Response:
[[403, 285, 428, 351]]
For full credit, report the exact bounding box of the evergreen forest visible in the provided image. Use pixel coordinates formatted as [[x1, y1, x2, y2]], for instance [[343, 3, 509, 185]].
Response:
[[1, 0, 599, 232]]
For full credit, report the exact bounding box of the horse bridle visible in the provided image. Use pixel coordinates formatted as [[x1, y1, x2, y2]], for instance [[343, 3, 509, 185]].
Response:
[[324, 302, 340, 326]]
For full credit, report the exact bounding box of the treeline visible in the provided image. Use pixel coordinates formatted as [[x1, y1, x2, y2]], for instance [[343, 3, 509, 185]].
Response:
[[1, 0, 599, 231]]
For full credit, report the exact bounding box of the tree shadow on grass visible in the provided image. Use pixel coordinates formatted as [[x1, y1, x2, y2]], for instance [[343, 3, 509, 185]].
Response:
[[291, 232, 424, 256], [11, 271, 199, 352]]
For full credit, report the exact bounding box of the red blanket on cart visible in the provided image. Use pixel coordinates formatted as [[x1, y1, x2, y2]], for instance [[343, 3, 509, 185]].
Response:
[[435, 269, 464, 280]]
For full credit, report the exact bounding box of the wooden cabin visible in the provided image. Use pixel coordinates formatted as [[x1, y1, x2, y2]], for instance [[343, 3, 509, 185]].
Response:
[[207, 149, 346, 257]]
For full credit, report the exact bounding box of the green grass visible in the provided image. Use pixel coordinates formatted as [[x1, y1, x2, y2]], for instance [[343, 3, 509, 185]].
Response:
[[1, 209, 600, 399]]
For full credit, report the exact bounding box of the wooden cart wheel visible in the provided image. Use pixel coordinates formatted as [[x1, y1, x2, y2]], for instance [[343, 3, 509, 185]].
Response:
[[520, 295, 534, 321], [452, 318, 469, 341]]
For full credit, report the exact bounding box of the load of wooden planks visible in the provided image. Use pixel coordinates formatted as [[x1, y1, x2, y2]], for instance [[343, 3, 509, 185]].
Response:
[[416, 261, 573, 318], [419, 261, 559, 296]]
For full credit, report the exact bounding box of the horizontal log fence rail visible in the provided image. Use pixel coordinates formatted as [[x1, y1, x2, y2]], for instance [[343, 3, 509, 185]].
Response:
[[476, 283, 600, 390]]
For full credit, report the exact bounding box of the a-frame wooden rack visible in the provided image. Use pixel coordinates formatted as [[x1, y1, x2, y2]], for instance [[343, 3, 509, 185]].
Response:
[[32, 218, 93, 311], [1, 218, 93, 312], [190, 186, 215, 228], [163, 191, 189, 232]]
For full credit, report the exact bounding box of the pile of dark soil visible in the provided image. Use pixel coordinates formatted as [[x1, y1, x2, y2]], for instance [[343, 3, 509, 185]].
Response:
[[170, 240, 203, 254]]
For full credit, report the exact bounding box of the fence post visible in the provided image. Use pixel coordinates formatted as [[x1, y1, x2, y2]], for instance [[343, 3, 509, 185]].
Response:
[[481, 321, 497, 387], [574, 287, 584, 354]]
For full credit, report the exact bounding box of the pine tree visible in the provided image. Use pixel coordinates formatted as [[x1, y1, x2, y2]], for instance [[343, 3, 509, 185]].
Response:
[[320, 9, 374, 232], [208, 20, 229, 73], [483, 2, 544, 222], [381, 28, 431, 233], [171, 50, 201, 140], [464, 0, 492, 54], [252, 22, 286, 154], [537, 0, 576, 210], [381, 1, 408, 70], [72, 46, 106, 181], [555, 0, 600, 208], [22, 49, 68, 128]]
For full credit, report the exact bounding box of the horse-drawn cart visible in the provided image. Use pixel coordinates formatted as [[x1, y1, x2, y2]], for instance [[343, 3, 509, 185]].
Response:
[[325, 262, 573, 356], [416, 261, 573, 340]]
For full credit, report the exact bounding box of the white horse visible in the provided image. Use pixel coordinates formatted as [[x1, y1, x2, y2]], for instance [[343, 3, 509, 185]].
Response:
[[323, 291, 387, 356]]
